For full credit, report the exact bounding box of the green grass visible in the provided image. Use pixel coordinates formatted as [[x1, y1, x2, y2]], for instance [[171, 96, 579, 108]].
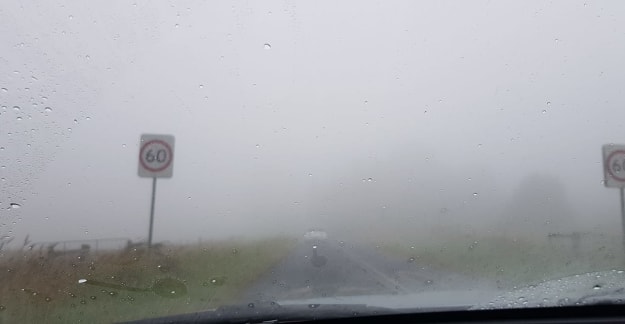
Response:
[[0, 237, 296, 323], [379, 234, 625, 288]]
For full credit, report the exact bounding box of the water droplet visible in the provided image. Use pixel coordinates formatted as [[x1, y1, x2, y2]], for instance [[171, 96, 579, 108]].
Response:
[[1, 88, 7, 92], [44, 107, 52, 112], [122, 144, 126, 148], [593, 284, 602, 290], [248, 303, 255, 308], [78, 279, 87, 284], [187, 196, 191, 200], [542, 110, 547, 114], [472, 192, 478, 197], [308, 173, 313, 177], [255, 144, 260, 148], [546, 101, 551, 106], [16, 116, 22, 121], [85, 116, 91, 121], [73, 119, 78, 124], [9, 203, 21, 209], [199, 84, 204, 89], [263, 43, 272, 50], [12, 106, 20, 111], [175, 23, 179, 28], [68, 15, 73, 20], [554, 38, 559, 43]]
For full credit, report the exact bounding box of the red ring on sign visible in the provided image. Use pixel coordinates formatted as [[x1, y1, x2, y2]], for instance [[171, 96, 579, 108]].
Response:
[[606, 150, 625, 182], [139, 140, 173, 172]]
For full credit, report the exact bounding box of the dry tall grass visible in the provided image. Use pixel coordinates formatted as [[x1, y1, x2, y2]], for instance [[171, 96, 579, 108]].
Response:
[[0, 237, 295, 323]]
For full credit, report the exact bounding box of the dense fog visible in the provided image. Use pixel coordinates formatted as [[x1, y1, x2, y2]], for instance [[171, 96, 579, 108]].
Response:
[[2, 1, 625, 247]]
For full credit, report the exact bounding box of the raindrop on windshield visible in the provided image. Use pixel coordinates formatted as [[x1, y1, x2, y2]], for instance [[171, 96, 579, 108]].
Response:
[[9, 203, 21, 209], [1, 88, 7, 92], [263, 43, 272, 50], [12, 106, 20, 111], [44, 107, 52, 112]]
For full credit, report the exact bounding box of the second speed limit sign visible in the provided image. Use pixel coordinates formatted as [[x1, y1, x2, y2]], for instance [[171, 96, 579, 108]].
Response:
[[138, 134, 175, 178], [603, 144, 625, 187]]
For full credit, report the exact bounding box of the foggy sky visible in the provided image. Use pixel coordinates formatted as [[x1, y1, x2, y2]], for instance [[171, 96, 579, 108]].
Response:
[[2, 1, 625, 244]]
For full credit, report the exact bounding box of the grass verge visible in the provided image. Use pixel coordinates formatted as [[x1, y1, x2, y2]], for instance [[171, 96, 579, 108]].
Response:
[[0, 236, 295, 323], [379, 234, 625, 289]]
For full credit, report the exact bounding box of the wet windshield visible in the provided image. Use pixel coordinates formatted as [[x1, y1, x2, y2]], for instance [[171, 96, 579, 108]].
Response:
[[2, 1, 625, 323]]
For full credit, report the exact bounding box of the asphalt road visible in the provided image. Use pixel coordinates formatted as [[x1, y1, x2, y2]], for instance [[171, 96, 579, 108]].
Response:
[[242, 239, 495, 305]]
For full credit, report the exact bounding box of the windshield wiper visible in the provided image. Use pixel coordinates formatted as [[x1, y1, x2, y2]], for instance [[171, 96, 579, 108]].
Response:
[[123, 301, 402, 324]]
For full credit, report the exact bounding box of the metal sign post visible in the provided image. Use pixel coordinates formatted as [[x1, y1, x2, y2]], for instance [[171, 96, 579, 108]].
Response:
[[148, 177, 157, 248], [138, 134, 175, 248], [621, 187, 625, 252], [602, 144, 625, 253]]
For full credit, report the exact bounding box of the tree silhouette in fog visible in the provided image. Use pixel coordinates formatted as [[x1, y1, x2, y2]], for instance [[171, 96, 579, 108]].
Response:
[[499, 174, 577, 238]]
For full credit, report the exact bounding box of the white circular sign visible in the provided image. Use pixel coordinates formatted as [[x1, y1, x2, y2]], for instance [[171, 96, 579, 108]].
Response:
[[139, 139, 173, 173], [606, 150, 625, 182]]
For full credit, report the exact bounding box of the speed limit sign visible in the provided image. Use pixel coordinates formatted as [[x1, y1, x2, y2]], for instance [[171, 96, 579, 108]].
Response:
[[138, 134, 175, 178], [603, 144, 625, 188]]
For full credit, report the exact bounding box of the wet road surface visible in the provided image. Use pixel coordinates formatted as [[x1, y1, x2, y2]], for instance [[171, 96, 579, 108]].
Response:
[[242, 239, 496, 305]]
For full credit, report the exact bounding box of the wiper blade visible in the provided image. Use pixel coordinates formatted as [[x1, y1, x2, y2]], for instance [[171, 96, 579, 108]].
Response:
[[123, 301, 399, 324]]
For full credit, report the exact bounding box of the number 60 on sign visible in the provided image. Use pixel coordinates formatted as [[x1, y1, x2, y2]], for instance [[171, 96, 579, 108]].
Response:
[[603, 144, 625, 188], [138, 134, 175, 178]]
